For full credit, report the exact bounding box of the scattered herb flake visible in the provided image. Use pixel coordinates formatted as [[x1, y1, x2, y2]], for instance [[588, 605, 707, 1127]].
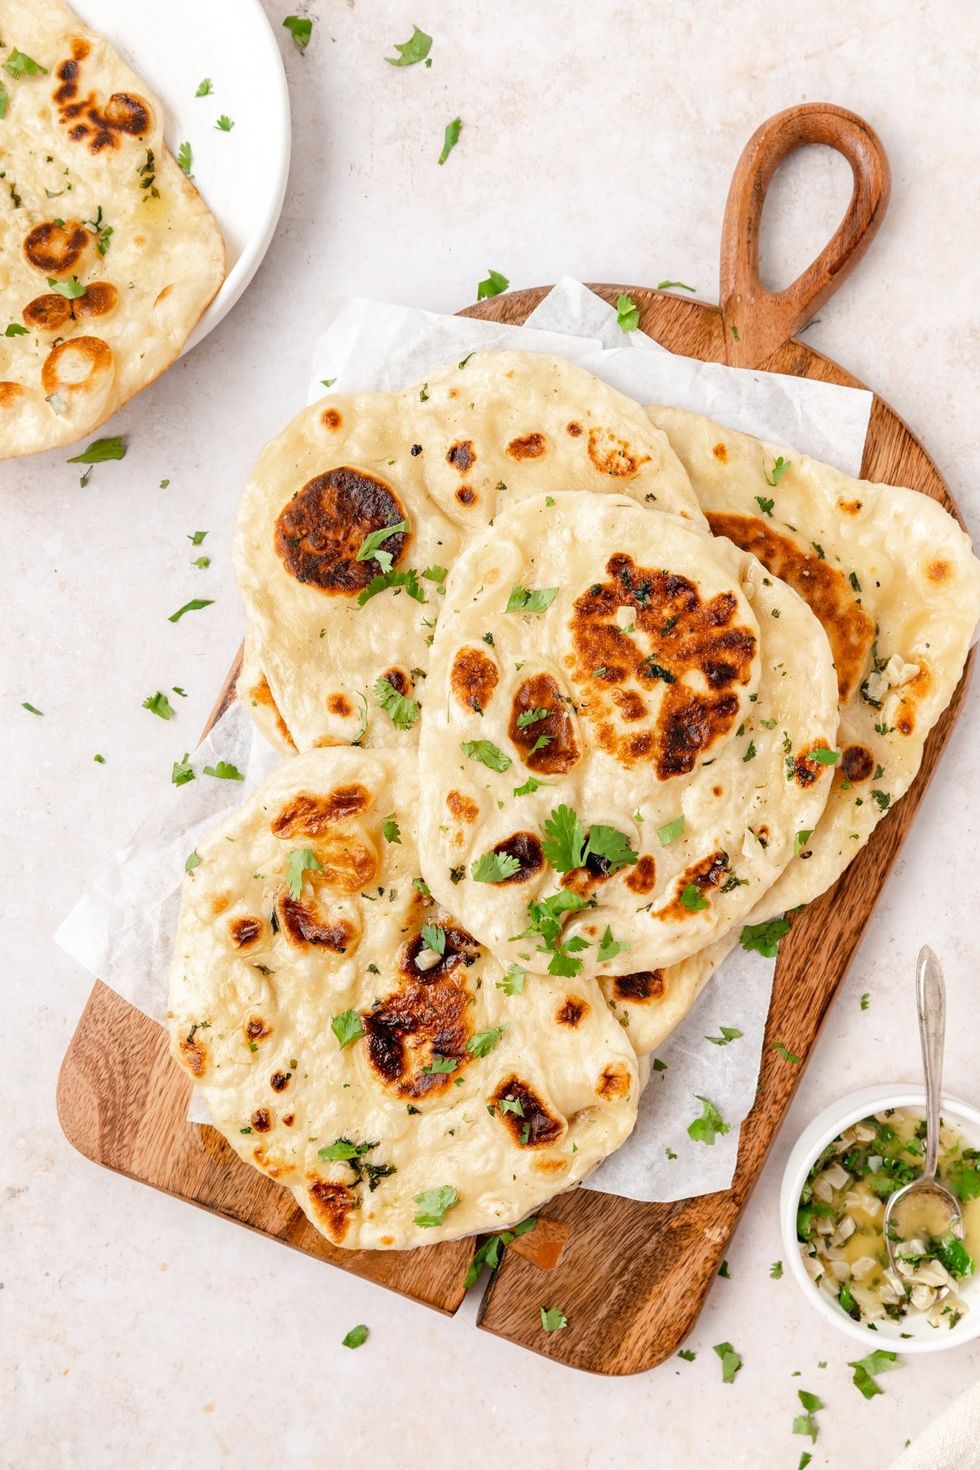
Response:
[[283, 14, 313, 50], [215, 114, 234, 131], [688, 1096, 729, 1145], [713, 1341, 742, 1383], [477, 269, 509, 300], [414, 1185, 459, 1227], [341, 1323, 368, 1348], [461, 739, 511, 773], [386, 25, 432, 66], [202, 760, 244, 781], [706, 1025, 742, 1046], [438, 116, 461, 165], [168, 598, 213, 623], [285, 847, 323, 899], [539, 1306, 568, 1333], [331, 1009, 365, 1049], [143, 691, 175, 720], [506, 584, 558, 614]]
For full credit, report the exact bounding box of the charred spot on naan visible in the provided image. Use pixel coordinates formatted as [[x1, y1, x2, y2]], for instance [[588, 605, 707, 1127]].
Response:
[[275, 467, 409, 593], [321, 407, 342, 430], [401, 922, 480, 979], [54, 53, 152, 152], [364, 971, 474, 1098], [307, 1178, 356, 1243], [23, 294, 72, 333], [508, 672, 580, 772], [327, 693, 353, 718], [450, 646, 499, 713], [507, 432, 547, 460], [271, 785, 371, 837], [660, 850, 730, 920], [491, 832, 545, 884], [250, 673, 297, 749], [892, 661, 931, 736], [841, 744, 875, 782], [597, 1062, 632, 1099], [587, 427, 650, 478], [75, 282, 118, 319], [455, 485, 477, 507], [556, 996, 589, 1026], [792, 742, 835, 788], [447, 439, 476, 472], [706, 513, 875, 703], [0, 383, 26, 407], [492, 1076, 565, 1146], [610, 969, 665, 1003], [41, 336, 114, 397], [179, 1033, 209, 1077], [446, 790, 479, 824], [277, 894, 357, 952], [245, 1015, 273, 1045], [624, 854, 657, 894], [229, 916, 264, 949], [23, 220, 90, 277], [570, 553, 755, 776]]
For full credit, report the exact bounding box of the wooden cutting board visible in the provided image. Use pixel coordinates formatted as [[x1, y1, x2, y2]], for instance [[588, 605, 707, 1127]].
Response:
[[57, 104, 974, 1373]]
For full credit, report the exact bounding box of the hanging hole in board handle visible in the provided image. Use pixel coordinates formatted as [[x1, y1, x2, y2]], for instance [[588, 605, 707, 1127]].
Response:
[[719, 103, 891, 370]]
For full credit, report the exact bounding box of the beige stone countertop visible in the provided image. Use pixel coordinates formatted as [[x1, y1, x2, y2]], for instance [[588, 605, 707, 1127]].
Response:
[[3, 2, 979, 1466]]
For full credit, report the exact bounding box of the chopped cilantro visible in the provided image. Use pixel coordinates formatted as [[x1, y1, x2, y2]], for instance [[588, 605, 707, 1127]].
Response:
[[185, 850, 201, 873], [616, 293, 640, 332], [755, 496, 775, 516], [706, 1025, 742, 1046], [177, 141, 192, 176], [414, 1185, 459, 1227], [742, 740, 757, 762], [196, 78, 213, 96], [285, 847, 322, 899], [677, 1348, 696, 1361], [188, 530, 208, 545], [215, 114, 235, 131], [740, 917, 790, 957], [374, 676, 420, 730], [168, 598, 213, 623], [386, 25, 432, 66], [471, 850, 521, 883], [341, 1323, 368, 1348], [4, 322, 28, 336], [794, 829, 813, 857], [539, 1306, 568, 1333], [171, 753, 194, 786], [143, 691, 175, 720], [771, 1041, 801, 1063], [93, 753, 106, 764], [688, 1095, 729, 1145], [860, 991, 870, 1010], [356, 517, 410, 574], [422, 1056, 458, 1075], [477, 269, 509, 299], [461, 739, 511, 772], [438, 116, 461, 165], [331, 1009, 365, 1049], [770, 1260, 783, 1278], [597, 926, 629, 963], [764, 455, 791, 486], [3, 50, 47, 79], [420, 922, 446, 955], [467, 1026, 506, 1057], [20, 701, 43, 716], [513, 776, 550, 796], [506, 584, 558, 614], [283, 14, 313, 50], [513, 889, 592, 977], [516, 707, 549, 729], [712, 1341, 742, 1383], [464, 1217, 536, 1288], [811, 747, 839, 765], [680, 883, 707, 912], [47, 275, 86, 300], [657, 815, 685, 846], [357, 567, 426, 607], [496, 963, 526, 995], [202, 761, 244, 781], [541, 804, 637, 874], [382, 815, 401, 844], [657, 280, 696, 291], [848, 1349, 900, 1398]]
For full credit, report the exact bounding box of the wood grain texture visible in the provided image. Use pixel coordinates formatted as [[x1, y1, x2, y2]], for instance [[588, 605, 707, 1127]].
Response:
[[56, 167, 971, 1370]]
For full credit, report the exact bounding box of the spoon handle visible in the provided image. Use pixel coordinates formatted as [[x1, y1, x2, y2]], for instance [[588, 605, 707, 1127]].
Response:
[[916, 946, 946, 1179]]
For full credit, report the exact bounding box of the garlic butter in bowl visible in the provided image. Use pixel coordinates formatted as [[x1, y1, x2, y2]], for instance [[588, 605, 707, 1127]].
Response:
[[781, 1085, 980, 1353]]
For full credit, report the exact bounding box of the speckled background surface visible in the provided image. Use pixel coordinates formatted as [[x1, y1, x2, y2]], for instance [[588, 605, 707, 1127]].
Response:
[[2, 2, 979, 1466]]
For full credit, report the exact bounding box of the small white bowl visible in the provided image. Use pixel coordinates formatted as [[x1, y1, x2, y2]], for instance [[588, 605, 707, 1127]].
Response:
[[780, 1083, 980, 1354]]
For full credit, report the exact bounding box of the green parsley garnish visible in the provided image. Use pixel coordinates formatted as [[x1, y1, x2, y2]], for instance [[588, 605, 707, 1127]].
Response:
[[4, 50, 47, 79], [513, 890, 591, 976], [740, 917, 790, 957], [810, 747, 839, 765], [356, 517, 410, 574], [202, 761, 243, 781], [93, 753, 106, 764], [185, 850, 201, 873], [461, 739, 511, 772], [677, 1348, 697, 1361], [438, 116, 462, 164], [688, 1095, 730, 1145], [615, 293, 640, 332], [541, 804, 638, 875], [386, 25, 432, 66], [515, 707, 549, 729], [196, 78, 213, 96], [597, 926, 629, 963], [467, 1026, 506, 1057], [755, 495, 775, 516], [422, 1056, 458, 1075], [168, 598, 213, 623], [215, 114, 234, 131], [47, 275, 86, 300], [477, 269, 509, 299], [420, 922, 446, 955], [794, 828, 813, 857], [414, 1185, 459, 1227], [283, 14, 313, 50], [764, 455, 791, 486], [496, 963, 526, 995], [680, 883, 707, 912], [382, 815, 401, 844], [770, 1260, 783, 1278], [285, 848, 322, 899], [464, 1217, 535, 1288], [657, 815, 685, 846], [848, 1349, 900, 1398], [331, 1009, 365, 1049], [193, 556, 210, 569], [860, 991, 870, 1011], [471, 850, 521, 883], [374, 676, 420, 731], [513, 775, 551, 797], [712, 1341, 742, 1383], [341, 1323, 368, 1348], [506, 584, 558, 614], [21, 701, 43, 716], [171, 753, 194, 786], [177, 141, 192, 176], [357, 567, 426, 607], [706, 1025, 742, 1046], [188, 530, 208, 545], [4, 322, 28, 336], [539, 1306, 568, 1333], [771, 1041, 801, 1063], [656, 280, 695, 292], [143, 691, 175, 720], [793, 1389, 823, 1443]]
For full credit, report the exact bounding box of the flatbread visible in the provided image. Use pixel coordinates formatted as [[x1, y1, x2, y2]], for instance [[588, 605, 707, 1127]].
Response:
[[417, 491, 839, 980], [233, 351, 703, 752], [647, 407, 980, 915], [0, 0, 225, 458], [167, 748, 640, 1249]]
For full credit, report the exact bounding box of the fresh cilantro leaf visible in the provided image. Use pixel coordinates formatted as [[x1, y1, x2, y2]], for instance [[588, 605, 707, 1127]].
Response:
[[798, 1456, 812, 1470], [498, 1095, 524, 1116], [680, 883, 707, 912], [528, 734, 551, 755], [422, 1056, 458, 1075], [318, 1138, 375, 1161], [616, 293, 640, 332], [496, 964, 526, 995], [0, 82, 6, 119], [506, 584, 558, 614], [355, 517, 410, 574], [860, 991, 870, 1011], [386, 25, 432, 66], [793, 1413, 818, 1444], [321, 377, 337, 388], [477, 269, 509, 299], [513, 775, 551, 796], [871, 788, 891, 810], [3, 50, 47, 79], [93, 753, 106, 764], [422, 564, 447, 584], [771, 1040, 801, 1063], [202, 761, 244, 781], [794, 828, 813, 857], [188, 530, 208, 545], [811, 747, 839, 765], [21, 701, 43, 715], [47, 275, 86, 300], [688, 1095, 729, 1145], [657, 815, 685, 846], [341, 1323, 368, 1348], [285, 847, 323, 899], [514, 890, 592, 976], [374, 676, 420, 731], [461, 739, 511, 772], [539, 1306, 568, 1333], [657, 280, 695, 291], [764, 455, 791, 486], [677, 1348, 697, 1361], [937, 1235, 974, 1278], [215, 114, 235, 131], [849, 569, 862, 593], [848, 1349, 900, 1398], [4, 322, 28, 336], [471, 851, 521, 883], [706, 1025, 742, 1046], [196, 78, 213, 96], [420, 922, 446, 955], [171, 753, 194, 786], [331, 1009, 365, 1049], [713, 1341, 742, 1383], [357, 567, 426, 607], [515, 707, 549, 729], [143, 691, 175, 720], [585, 825, 639, 872], [168, 598, 213, 623], [438, 116, 462, 164], [177, 141, 192, 176], [756, 495, 775, 516], [541, 804, 587, 872], [159, 480, 170, 488], [718, 1259, 730, 1278], [770, 1260, 783, 1278], [283, 14, 313, 50], [742, 740, 757, 762], [597, 926, 629, 963], [185, 850, 201, 873], [192, 556, 210, 569], [652, 1059, 667, 1072], [740, 917, 790, 957], [382, 815, 401, 844], [467, 1026, 506, 1057], [464, 1217, 536, 1288], [414, 1185, 459, 1227]]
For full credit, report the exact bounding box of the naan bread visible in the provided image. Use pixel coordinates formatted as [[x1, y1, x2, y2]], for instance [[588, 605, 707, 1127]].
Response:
[[167, 749, 640, 1250], [0, 0, 225, 458], [648, 407, 980, 915], [233, 351, 703, 752], [598, 934, 737, 1058], [417, 491, 838, 981]]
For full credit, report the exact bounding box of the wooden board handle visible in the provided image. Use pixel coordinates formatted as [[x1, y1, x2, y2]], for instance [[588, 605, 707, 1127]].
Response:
[[720, 102, 890, 368]]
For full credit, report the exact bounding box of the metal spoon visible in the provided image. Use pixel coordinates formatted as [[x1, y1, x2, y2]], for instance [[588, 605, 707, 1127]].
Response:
[[884, 946, 964, 1294]]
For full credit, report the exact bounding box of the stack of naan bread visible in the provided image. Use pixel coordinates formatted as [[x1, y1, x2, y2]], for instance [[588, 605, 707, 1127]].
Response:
[[168, 352, 980, 1250], [0, 0, 225, 459]]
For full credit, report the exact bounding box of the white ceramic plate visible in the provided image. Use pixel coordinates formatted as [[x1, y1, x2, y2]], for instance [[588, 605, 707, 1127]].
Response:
[[71, 0, 291, 352]]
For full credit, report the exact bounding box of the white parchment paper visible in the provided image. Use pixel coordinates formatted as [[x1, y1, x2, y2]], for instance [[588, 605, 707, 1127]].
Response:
[[56, 281, 874, 1204]]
